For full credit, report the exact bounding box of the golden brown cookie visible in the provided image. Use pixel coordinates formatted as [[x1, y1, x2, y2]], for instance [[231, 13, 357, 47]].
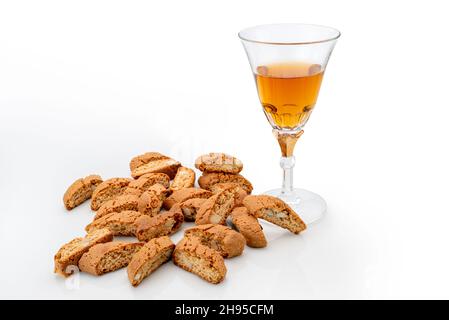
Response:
[[198, 172, 253, 194], [86, 211, 143, 236], [63, 174, 103, 210], [91, 178, 132, 211], [54, 228, 113, 277], [131, 158, 181, 179], [179, 198, 206, 221], [94, 194, 139, 220], [195, 152, 243, 174], [173, 237, 226, 284], [210, 182, 248, 206], [170, 167, 196, 192], [127, 236, 175, 287], [185, 224, 246, 258], [129, 152, 170, 171], [134, 204, 184, 242], [124, 173, 170, 196], [243, 195, 306, 234], [195, 186, 239, 225], [163, 187, 212, 210], [137, 184, 168, 216], [230, 206, 267, 248], [78, 241, 143, 276]]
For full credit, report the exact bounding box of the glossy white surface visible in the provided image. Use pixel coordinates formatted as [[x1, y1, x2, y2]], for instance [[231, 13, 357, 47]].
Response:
[[1, 0, 449, 299]]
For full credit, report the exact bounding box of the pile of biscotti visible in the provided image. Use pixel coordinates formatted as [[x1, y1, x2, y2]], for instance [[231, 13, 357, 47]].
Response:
[[55, 152, 306, 286]]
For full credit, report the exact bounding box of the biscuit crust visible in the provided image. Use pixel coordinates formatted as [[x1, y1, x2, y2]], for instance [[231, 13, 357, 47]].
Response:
[[195, 153, 243, 174], [124, 173, 170, 196], [195, 186, 239, 225], [230, 207, 267, 248], [163, 187, 212, 210], [137, 184, 168, 216], [198, 172, 253, 194], [179, 198, 206, 221], [94, 194, 139, 220], [131, 158, 181, 179], [86, 210, 143, 236], [91, 178, 132, 211], [63, 174, 103, 210], [129, 152, 170, 171], [170, 167, 196, 192]]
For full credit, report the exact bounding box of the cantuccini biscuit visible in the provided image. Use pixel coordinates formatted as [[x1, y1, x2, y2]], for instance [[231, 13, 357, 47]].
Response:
[[173, 237, 227, 284], [124, 173, 170, 196], [54, 228, 113, 277], [170, 167, 196, 192], [198, 172, 253, 194], [195, 186, 239, 225], [163, 187, 212, 210], [63, 174, 103, 210], [129, 152, 170, 171], [131, 158, 181, 179], [230, 206, 267, 248], [243, 195, 306, 234], [185, 224, 245, 258], [195, 152, 243, 174], [134, 204, 184, 242], [179, 198, 206, 221], [137, 184, 168, 216], [210, 182, 248, 206], [86, 211, 143, 236], [91, 178, 132, 211], [94, 194, 139, 220], [78, 241, 143, 276], [127, 236, 175, 287]]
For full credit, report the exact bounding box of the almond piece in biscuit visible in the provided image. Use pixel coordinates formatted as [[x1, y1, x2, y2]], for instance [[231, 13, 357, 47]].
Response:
[[243, 195, 306, 234], [170, 167, 196, 192], [54, 228, 113, 277], [129, 152, 170, 171], [127, 236, 175, 287], [210, 182, 248, 206], [198, 172, 253, 194], [91, 178, 132, 211], [86, 210, 143, 236], [134, 204, 184, 242], [179, 198, 206, 221], [131, 158, 181, 179], [185, 224, 246, 258], [173, 237, 226, 284], [195, 152, 243, 174], [124, 173, 170, 196], [78, 241, 143, 276], [195, 186, 239, 225], [94, 194, 139, 220], [63, 174, 103, 210], [137, 184, 168, 216], [163, 187, 212, 210], [230, 206, 267, 248]]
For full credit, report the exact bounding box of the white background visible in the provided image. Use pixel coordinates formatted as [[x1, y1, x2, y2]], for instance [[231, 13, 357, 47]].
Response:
[[1, 0, 448, 300]]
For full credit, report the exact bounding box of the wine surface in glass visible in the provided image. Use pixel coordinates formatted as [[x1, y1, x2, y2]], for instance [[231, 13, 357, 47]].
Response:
[[255, 62, 323, 130]]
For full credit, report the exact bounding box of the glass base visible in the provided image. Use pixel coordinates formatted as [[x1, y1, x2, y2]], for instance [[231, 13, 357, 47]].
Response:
[[264, 188, 327, 225]]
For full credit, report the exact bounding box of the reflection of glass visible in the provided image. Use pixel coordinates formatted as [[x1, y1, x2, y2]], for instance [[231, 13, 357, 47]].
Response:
[[239, 24, 340, 223]]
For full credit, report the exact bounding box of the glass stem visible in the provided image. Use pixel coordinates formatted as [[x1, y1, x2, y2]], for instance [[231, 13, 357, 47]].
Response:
[[281, 156, 295, 194]]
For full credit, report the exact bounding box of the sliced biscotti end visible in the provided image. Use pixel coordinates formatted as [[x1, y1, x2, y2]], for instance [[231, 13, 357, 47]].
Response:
[[170, 167, 196, 192], [124, 173, 170, 196], [94, 194, 139, 220], [163, 187, 212, 210], [134, 204, 184, 242], [198, 172, 253, 195], [210, 182, 248, 206], [78, 241, 143, 276], [179, 198, 206, 221], [173, 237, 226, 284], [230, 206, 267, 248], [137, 184, 168, 216], [127, 236, 175, 287], [91, 178, 132, 211], [195, 186, 239, 225], [131, 158, 181, 179], [129, 152, 170, 171], [185, 224, 246, 258], [86, 210, 143, 236], [54, 228, 113, 277], [243, 195, 306, 234], [63, 174, 103, 210], [195, 153, 243, 174]]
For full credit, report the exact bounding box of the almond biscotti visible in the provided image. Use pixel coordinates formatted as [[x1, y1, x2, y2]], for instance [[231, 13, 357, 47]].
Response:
[[135, 204, 184, 242], [195, 186, 239, 225], [131, 158, 181, 179], [170, 167, 196, 192], [163, 187, 212, 210], [63, 174, 103, 210], [94, 194, 139, 220], [179, 198, 206, 221], [54, 228, 113, 277], [129, 152, 170, 171], [124, 173, 170, 196], [127, 236, 175, 287], [173, 237, 227, 284], [210, 182, 248, 206], [91, 178, 132, 211], [195, 152, 243, 174], [198, 172, 253, 195], [137, 184, 168, 216], [185, 224, 245, 258], [86, 211, 143, 236], [230, 206, 267, 248], [243, 195, 306, 234], [78, 241, 143, 276]]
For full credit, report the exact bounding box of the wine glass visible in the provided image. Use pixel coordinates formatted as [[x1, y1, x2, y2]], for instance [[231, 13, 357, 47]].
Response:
[[239, 23, 340, 224]]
